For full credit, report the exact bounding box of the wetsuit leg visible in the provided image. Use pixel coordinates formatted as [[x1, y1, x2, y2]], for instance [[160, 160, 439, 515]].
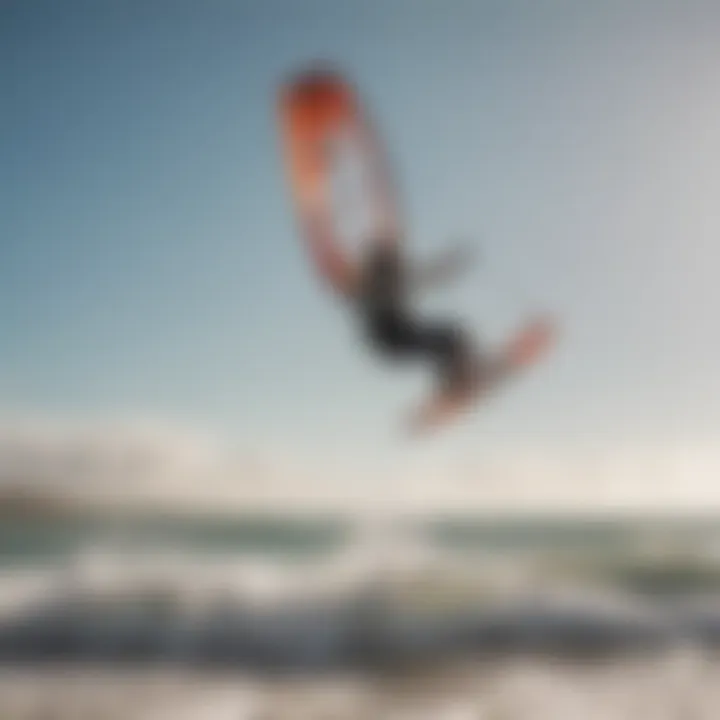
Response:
[[413, 320, 477, 393], [367, 314, 476, 393]]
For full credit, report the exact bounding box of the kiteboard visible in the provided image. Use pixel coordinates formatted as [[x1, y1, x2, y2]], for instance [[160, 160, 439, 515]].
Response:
[[406, 316, 556, 435]]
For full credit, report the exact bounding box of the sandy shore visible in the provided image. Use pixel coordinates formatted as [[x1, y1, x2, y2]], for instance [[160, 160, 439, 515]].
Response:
[[1, 648, 719, 719]]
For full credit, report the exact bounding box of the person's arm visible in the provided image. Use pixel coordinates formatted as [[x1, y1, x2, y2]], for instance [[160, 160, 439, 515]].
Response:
[[408, 242, 478, 294]]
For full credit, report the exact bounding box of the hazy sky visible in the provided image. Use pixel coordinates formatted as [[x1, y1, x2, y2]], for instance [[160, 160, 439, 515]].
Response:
[[2, 1, 719, 508]]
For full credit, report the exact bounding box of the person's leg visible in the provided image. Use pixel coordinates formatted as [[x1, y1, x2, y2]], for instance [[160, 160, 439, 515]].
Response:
[[414, 320, 480, 394]]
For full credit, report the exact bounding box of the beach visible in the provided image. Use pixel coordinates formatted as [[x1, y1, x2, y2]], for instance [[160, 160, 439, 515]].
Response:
[[1, 649, 719, 719]]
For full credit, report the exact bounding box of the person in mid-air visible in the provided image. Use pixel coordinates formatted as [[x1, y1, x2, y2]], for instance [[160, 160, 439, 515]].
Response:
[[305, 207, 518, 429], [304, 199, 551, 433]]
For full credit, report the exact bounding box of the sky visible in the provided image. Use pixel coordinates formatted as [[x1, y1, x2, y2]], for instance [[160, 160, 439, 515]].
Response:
[[2, 0, 720, 510]]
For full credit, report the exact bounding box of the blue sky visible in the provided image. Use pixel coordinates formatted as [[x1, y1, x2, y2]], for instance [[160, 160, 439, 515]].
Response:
[[2, 1, 720, 505]]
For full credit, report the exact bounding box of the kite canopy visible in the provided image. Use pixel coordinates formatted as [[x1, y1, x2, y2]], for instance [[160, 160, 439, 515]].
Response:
[[277, 66, 401, 295]]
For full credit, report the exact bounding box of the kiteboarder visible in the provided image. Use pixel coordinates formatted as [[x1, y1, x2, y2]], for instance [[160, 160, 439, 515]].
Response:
[[306, 206, 550, 432]]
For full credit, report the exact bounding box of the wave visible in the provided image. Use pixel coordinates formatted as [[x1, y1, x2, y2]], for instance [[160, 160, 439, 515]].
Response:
[[0, 518, 719, 670]]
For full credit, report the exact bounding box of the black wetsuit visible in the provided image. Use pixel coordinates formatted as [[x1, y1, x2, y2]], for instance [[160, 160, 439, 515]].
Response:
[[356, 245, 475, 392]]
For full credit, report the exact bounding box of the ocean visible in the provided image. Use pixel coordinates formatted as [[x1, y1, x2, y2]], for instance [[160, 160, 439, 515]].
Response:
[[1, 511, 720, 718]]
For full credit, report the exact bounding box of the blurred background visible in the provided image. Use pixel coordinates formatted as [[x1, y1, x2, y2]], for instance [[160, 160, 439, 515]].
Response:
[[3, 0, 720, 717]]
